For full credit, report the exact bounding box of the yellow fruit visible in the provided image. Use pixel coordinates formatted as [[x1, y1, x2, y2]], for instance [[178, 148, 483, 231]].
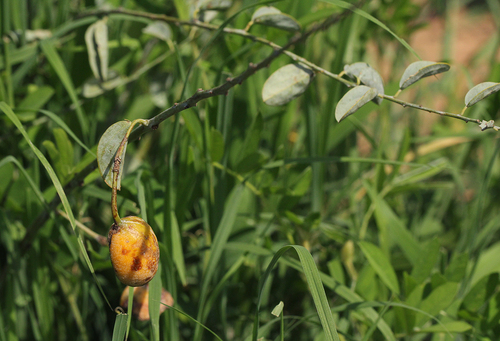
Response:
[[108, 216, 159, 287]]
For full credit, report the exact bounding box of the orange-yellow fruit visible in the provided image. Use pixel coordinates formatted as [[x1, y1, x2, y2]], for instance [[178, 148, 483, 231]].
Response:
[[108, 216, 159, 287], [119, 285, 174, 321]]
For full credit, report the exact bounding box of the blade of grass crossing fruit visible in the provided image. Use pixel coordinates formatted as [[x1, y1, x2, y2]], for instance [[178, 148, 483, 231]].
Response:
[[252, 245, 340, 341], [170, 212, 187, 286], [125, 286, 133, 340], [39, 40, 89, 141], [149, 266, 161, 341], [111, 313, 128, 341], [0, 102, 113, 310]]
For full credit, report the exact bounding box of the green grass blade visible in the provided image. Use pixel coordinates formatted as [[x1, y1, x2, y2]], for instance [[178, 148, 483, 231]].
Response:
[[321, 0, 420, 59], [0, 156, 47, 208], [161, 304, 223, 341], [252, 245, 340, 341], [194, 185, 244, 340], [39, 109, 95, 156], [39, 40, 89, 140], [281, 256, 397, 341]]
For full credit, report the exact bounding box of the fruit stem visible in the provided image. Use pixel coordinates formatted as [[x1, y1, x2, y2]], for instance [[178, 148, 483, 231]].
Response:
[[111, 119, 149, 226]]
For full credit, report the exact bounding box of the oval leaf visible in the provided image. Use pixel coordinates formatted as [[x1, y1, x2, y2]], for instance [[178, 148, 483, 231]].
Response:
[[97, 121, 131, 189], [335, 85, 377, 122], [399, 61, 450, 90], [344, 62, 384, 104], [262, 63, 314, 106], [358, 241, 400, 294], [142, 21, 172, 42], [465, 82, 500, 107], [85, 19, 108, 82], [251, 6, 301, 32]]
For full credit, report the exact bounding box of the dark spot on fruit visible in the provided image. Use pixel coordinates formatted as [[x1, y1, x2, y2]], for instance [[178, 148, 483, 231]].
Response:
[[144, 276, 152, 283], [122, 248, 129, 255], [131, 257, 142, 271]]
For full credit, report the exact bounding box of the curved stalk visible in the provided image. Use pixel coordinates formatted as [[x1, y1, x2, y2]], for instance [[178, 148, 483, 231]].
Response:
[[111, 119, 149, 226]]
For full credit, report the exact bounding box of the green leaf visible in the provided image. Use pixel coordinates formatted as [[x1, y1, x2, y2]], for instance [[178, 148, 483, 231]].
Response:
[[16, 86, 54, 119], [358, 241, 400, 294], [251, 6, 301, 32], [462, 274, 498, 313], [252, 245, 340, 341], [417, 321, 472, 333], [464, 82, 500, 108], [410, 238, 440, 284], [209, 127, 225, 162], [335, 85, 377, 122], [85, 18, 109, 82], [262, 63, 314, 106], [53, 128, 74, 177], [343, 62, 384, 104], [97, 121, 131, 189], [399, 61, 450, 90], [415, 282, 458, 326], [444, 252, 468, 282], [364, 181, 422, 265], [470, 242, 500, 287], [142, 21, 172, 42]]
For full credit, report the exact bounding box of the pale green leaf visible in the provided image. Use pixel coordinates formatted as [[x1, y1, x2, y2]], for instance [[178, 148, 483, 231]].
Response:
[[344, 62, 384, 104], [197, 0, 232, 11], [465, 82, 500, 107], [85, 19, 109, 82], [399, 61, 450, 90], [142, 21, 173, 42], [262, 63, 314, 106], [271, 301, 284, 317], [97, 121, 131, 189], [251, 6, 301, 32], [335, 85, 377, 122]]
